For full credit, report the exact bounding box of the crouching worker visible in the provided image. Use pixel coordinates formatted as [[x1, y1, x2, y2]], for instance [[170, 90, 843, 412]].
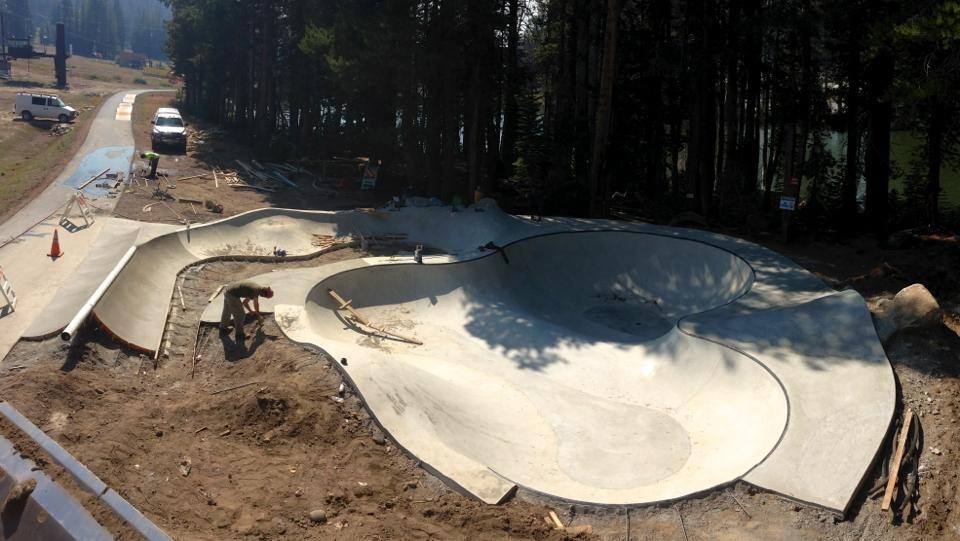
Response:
[[220, 281, 274, 343]]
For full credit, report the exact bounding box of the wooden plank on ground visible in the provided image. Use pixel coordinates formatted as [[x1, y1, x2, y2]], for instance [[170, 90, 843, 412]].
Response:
[[327, 288, 423, 345], [208, 285, 225, 303], [548, 511, 564, 530], [882, 409, 914, 511]]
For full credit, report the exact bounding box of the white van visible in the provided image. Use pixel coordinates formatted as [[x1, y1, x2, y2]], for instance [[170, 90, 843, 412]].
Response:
[[14, 92, 77, 122]]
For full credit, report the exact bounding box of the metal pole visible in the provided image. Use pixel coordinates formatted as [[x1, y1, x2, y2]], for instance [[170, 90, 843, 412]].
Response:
[[61, 245, 137, 342], [1, 9, 7, 57], [55, 22, 65, 88]]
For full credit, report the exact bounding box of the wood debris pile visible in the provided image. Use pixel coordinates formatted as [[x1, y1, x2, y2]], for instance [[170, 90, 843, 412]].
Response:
[[226, 160, 314, 193], [49, 123, 74, 136], [311, 234, 354, 250], [311, 233, 407, 250]]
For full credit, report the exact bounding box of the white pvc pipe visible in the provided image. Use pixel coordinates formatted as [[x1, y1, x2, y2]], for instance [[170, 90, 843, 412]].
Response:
[[61, 245, 138, 341]]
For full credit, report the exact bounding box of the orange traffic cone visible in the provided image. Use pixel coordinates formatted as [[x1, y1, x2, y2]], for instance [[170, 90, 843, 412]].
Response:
[[48, 228, 64, 259]]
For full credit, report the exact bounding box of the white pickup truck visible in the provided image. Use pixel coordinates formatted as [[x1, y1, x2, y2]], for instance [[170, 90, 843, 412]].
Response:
[[14, 92, 77, 122]]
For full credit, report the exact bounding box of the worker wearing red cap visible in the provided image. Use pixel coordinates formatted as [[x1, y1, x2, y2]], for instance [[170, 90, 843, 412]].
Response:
[[220, 281, 274, 343]]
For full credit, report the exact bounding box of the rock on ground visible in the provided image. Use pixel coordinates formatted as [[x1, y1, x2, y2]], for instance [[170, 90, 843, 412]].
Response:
[[873, 284, 942, 342]]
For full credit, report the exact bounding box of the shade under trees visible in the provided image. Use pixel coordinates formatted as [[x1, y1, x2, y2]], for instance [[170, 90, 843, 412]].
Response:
[[163, 0, 960, 235]]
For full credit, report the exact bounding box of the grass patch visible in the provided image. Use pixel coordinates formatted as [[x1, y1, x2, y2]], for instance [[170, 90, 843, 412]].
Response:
[[0, 120, 83, 218], [133, 77, 148, 85]]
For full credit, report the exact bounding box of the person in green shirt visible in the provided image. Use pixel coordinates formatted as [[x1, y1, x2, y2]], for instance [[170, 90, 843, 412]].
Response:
[[220, 280, 274, 344], [140, 151, 160, 178]]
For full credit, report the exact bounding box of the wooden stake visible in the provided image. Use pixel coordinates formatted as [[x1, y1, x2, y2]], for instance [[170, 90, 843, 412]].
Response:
[[327, 288, 423, 345], [548, 510, 564, 530], [208, 285, 224, 303], [881, 409, 914, 511], [212, 169, 219, 188], [676, 505, 688, 541], [177, 284, 186, 309], [172, 173, 210, 182], [210, 381, 260, 395], [731, 494, 751, 519]]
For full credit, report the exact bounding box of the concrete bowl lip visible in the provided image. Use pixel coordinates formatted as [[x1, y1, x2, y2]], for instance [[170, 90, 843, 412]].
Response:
[[293, 228, 797, 506]]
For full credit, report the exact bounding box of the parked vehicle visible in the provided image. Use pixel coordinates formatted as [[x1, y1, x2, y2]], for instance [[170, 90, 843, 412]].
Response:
[[14, 92, 77, 122], [151, 109, 188, 152], [153, 107, 181, 123]]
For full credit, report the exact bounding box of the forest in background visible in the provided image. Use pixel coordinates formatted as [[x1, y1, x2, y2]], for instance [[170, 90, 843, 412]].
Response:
[[91, 1, 960, 234], [2, 0, 168, 60]]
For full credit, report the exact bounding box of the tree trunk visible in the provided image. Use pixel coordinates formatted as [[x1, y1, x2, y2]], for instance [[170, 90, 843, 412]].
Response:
[[588, 0, 623, 217], [500, 0, 520, 176], [926, 95, 945, 228], [864, 47, 893, 238], [255, 3, 275, 151], [841, 43, 861, 231]]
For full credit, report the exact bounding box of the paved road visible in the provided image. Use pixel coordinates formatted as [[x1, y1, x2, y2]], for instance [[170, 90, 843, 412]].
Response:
[[0, 89, 162, 243], [0, 89, 169, 361]]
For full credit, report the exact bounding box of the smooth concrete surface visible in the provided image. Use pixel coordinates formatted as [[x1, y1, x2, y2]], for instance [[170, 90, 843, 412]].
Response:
[[282, 233, 789, 505], [0, 218, 108, 360], [22, 220, 176, 339], [684, 290, 895, 512], [21, 203, 894, 511]]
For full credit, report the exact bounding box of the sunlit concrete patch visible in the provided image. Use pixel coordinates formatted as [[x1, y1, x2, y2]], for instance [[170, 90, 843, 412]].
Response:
[[115, 103, 133, 121], [115, 93, 137, 121], [64, 204, 894, 511]]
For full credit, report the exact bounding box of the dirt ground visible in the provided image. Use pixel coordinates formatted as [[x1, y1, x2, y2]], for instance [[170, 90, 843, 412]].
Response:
[[111, 92, 383, 225]]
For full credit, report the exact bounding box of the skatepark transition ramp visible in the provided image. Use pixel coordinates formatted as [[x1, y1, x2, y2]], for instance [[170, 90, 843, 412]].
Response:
[[33, 203, 894, 514], [296, 231, 784, 506]]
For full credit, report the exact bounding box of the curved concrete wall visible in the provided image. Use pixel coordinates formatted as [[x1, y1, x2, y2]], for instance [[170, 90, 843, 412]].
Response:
[[45, 204, 894, 513], [291, 232, 781, 505]]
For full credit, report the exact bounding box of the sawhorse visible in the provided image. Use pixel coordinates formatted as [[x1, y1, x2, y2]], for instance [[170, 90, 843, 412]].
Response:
[[0, 265, 16, 318], [60, 191, 95, 231]]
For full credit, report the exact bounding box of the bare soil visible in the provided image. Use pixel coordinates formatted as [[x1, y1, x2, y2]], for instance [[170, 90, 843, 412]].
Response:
[[111, 92, 383, 225]]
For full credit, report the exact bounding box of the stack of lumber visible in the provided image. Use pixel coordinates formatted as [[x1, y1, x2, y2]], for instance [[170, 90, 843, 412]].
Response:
[[311, 233, 407, 250], [311, 235, 354, 250]]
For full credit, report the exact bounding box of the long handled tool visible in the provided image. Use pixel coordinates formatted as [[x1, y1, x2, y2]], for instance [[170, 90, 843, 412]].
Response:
[[327, 289, 422, 345]]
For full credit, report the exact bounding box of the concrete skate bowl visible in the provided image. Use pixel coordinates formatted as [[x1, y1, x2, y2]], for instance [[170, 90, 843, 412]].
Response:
[[294, 231, 790, 505], [66, 206, 540, 352]]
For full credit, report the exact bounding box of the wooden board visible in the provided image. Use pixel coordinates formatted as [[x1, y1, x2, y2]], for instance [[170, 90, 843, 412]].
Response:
[[881, 409, 914, 511]]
